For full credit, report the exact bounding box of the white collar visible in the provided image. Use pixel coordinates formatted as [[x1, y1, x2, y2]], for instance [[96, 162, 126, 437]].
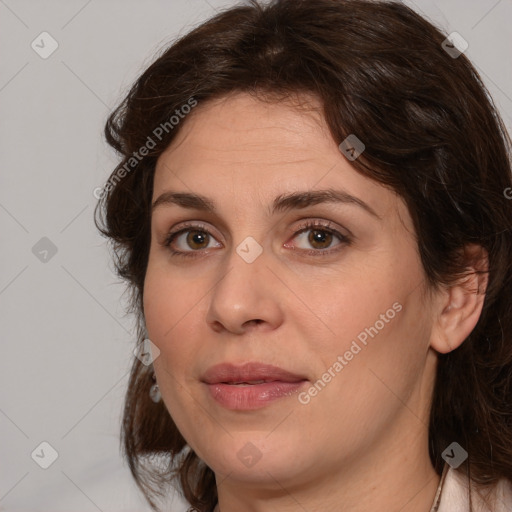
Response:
[[433, 463, 512, 512]]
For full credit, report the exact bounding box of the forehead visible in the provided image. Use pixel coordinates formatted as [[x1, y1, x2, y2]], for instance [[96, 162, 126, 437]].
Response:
[[157, 92, 327, 167], [152, 92, 402, 223]]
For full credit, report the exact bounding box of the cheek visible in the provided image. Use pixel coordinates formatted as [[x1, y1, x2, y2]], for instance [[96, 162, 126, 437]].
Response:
[[299, 295, 431, 448], [292, 264, 405, 353], [143, 265, 204, 362], [298, 253, 429, 399]]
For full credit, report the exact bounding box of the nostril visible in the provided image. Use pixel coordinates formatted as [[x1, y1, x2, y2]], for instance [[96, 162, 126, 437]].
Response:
[[209, 320, 225, 333], [244, 319, 264, 327]]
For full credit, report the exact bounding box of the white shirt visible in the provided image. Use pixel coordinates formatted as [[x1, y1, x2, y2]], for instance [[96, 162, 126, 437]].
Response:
[[432, 463, 512, 512]]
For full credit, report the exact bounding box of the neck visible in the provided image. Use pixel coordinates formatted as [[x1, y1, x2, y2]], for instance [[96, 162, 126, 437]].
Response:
[[213, 410, 440, 512], [215, 459, 440, 512]]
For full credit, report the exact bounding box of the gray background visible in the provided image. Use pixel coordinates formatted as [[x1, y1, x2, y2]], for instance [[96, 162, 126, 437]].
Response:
[[1, 0, 511, 511]]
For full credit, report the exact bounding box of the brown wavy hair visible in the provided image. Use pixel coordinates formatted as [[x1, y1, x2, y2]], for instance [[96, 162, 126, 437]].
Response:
[[94, 0, 512, 510]]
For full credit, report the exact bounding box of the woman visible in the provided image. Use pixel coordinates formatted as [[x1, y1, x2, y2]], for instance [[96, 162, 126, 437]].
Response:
[[95, 0, 512, 511]]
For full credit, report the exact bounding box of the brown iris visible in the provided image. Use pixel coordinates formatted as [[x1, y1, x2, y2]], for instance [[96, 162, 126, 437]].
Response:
[[186, 230, 209, 250], [308, 229, 333, 249]]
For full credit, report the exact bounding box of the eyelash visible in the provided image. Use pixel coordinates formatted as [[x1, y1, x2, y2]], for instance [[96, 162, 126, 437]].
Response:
[[163, 220, 351, 259]]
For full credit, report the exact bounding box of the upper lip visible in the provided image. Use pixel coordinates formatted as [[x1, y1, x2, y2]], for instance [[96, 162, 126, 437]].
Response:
[[201, 362, 308, 384]]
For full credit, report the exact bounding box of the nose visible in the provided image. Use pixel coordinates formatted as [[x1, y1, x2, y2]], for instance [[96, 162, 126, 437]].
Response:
[[205, 245, 285, 335]]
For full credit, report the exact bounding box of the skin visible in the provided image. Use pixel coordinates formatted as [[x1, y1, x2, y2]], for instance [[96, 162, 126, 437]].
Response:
[[143, 92, 488, 512]]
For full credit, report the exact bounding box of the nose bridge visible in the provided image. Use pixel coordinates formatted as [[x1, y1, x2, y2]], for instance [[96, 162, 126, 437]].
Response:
[[206, 237, 283, 333]]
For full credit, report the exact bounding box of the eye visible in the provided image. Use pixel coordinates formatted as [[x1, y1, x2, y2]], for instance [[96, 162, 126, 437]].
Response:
[[162, 220, 351, 259], [163, 223, 222, 257], [284, 220, 351, 256]]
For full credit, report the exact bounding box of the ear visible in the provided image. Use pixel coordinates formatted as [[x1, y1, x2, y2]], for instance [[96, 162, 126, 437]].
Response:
[[429, 244, 489, 354]]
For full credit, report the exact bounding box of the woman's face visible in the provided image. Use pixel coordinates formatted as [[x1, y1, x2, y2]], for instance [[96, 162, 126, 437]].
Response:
[[144, 92, 439, 490]]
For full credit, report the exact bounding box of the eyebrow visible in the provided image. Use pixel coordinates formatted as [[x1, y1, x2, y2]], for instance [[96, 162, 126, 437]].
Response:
[[151, 189, 381, 219]]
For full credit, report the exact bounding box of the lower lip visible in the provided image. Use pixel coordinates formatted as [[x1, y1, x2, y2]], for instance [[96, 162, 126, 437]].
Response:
[[205, 381, 307, 410]]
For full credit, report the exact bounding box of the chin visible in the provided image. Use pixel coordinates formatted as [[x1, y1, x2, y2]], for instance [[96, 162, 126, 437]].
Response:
[[199, 435, 308, 484]]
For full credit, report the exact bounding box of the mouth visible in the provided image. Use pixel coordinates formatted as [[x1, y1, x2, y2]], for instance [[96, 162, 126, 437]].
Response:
[[201, 362, 308, 410], [226, 380, 271, 385]]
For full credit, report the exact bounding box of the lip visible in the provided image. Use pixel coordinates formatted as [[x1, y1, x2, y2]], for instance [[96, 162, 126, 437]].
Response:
[[202, 362, 307, 384], [201, 362, 308, 410]]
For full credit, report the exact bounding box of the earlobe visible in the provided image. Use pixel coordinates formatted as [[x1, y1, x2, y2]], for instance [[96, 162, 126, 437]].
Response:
[[430, 245, 489, 354]]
